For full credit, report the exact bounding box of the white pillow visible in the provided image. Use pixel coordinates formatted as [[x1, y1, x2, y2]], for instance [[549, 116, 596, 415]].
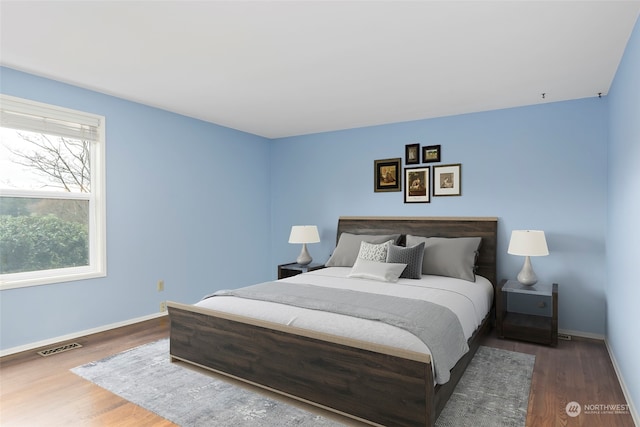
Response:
[[348, 258, 407, 283], [357, 240, 393, 262]]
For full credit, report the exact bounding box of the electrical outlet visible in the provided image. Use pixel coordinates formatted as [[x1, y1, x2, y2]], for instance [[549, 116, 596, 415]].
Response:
[[160, 301, 167, 312], [157, 280, 164, 292]]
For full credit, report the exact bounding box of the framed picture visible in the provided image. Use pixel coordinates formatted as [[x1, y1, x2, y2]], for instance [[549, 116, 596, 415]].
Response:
[[405, 143, 420, 165], [422, 145, 441, 163], [433, 163, 461, 196], [404, 166, 430, 203], [374, 158, 401, 192]]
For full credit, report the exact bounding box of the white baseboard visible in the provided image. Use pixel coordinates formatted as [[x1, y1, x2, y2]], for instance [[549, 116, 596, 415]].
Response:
[[0, 312, 167, 358], [559, 328, 605, 341], [605, 339, 639, 426]]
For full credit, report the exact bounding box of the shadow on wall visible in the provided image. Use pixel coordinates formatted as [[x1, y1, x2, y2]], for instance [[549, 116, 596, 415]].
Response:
[[545, 232, 605, 256], [544, 231, 606, 335]]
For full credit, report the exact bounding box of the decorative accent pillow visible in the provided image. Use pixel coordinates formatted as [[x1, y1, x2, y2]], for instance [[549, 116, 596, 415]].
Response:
[[325, 233, 401, 267], [347, 258, 407, 283], [357, 240, 393, 262], [386, 242, 425, 279], [405, 235, 482, 282]]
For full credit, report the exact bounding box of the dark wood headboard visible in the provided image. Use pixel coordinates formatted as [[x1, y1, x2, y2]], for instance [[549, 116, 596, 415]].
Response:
[[336, 216, 498, 287]]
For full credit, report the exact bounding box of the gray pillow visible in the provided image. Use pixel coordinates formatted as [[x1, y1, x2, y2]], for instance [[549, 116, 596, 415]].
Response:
[[405, 235, 481, 282], [326, 233, 401, 267], [386, 242, 425, 279]]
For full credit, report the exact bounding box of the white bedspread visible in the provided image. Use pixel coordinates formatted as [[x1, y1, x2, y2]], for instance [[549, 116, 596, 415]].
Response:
[[196, 267, 493, 381]]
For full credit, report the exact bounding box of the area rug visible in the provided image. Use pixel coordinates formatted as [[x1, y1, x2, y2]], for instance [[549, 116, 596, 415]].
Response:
[[72, 340, 534, 427]]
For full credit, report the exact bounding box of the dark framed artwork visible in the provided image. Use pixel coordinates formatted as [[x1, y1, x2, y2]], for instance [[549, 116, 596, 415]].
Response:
[[433, 163, 461, 196], [404, 166, 430, 203], [374, 158, 401, 192], [422, 145, 441, 163], [405, 143, 420, 165]]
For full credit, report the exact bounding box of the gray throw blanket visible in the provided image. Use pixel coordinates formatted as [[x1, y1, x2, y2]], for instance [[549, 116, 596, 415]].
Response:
[[207, 282, 468, 384]]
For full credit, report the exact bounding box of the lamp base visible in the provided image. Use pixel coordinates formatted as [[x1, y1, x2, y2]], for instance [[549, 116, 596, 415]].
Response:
[[517, 256, 538, 286], [296, 243, 312, 265]]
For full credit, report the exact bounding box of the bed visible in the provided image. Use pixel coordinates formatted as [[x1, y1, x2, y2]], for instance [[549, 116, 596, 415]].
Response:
[[168, 216, 498, 427]]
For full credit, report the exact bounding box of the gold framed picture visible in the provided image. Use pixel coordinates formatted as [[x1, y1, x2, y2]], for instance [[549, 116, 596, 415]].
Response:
[[374, 158, 401, 192]]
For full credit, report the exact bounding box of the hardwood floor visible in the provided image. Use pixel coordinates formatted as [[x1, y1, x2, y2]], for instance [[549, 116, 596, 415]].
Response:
[[0, 317, 173, 427], [0, 317, 635, 427], [481, 334, 635, 427]]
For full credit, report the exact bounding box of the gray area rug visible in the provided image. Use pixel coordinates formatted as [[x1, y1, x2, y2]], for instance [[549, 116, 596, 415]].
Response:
[[72, 339, 534, 427]]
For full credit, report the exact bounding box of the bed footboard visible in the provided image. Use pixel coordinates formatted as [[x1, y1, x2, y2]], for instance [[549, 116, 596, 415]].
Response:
[[168, 302, 435, 427]]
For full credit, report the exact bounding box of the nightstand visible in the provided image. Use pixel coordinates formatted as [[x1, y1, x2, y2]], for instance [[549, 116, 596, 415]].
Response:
[[277, 262, 325, 279], [497, 279, 558, 346]]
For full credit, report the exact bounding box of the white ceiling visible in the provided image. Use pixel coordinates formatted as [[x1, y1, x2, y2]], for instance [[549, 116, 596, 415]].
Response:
[[1, 1, 639, 139]]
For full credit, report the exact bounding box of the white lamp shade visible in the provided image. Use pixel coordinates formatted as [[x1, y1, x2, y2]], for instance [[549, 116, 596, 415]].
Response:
[[508, 230, 549, 256], [288, 225, 320, 244]]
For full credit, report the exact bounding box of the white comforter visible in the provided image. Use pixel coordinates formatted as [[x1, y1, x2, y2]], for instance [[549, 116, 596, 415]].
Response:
[[196, 267, 493, 376]]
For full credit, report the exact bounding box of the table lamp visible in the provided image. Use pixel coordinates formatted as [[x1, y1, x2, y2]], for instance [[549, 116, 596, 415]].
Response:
[[507, 230, 549, 286], [288, 225, 320, 265]]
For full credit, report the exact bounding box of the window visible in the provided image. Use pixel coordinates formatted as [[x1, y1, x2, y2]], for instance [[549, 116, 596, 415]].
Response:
[[0, 95, 106, 289]]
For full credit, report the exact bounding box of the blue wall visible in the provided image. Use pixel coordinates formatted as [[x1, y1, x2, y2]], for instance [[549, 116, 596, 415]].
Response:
[[607, 16, 640, 417], [0, 67, 272, 350], [270, 99, 609, 336], [0, 66, 611, 349]]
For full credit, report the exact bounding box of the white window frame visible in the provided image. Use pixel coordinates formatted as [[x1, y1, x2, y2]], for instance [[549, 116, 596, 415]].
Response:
[[0, 95, 106, 290]]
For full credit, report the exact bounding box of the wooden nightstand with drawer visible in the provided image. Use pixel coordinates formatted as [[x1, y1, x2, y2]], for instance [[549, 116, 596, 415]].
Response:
[[277, 262, 325, 279], [497, 279, 558, 346]]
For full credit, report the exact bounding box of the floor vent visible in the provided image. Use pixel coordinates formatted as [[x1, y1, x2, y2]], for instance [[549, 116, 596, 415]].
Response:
[[37, 342, 83, 357]]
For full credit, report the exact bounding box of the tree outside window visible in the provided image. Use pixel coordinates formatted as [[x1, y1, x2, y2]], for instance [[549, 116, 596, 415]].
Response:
[[0, 95, 105, 288], [0, 129, 90, 274]]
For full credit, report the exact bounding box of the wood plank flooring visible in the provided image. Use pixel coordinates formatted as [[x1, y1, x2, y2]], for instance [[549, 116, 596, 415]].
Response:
[[481, 334, 635, 427], [0, 317, 173, 427], [0, 317, 635, 427]]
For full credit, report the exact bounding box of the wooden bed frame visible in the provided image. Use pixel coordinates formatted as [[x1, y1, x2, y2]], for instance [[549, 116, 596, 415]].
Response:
[[168, 216, 498, 427]]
